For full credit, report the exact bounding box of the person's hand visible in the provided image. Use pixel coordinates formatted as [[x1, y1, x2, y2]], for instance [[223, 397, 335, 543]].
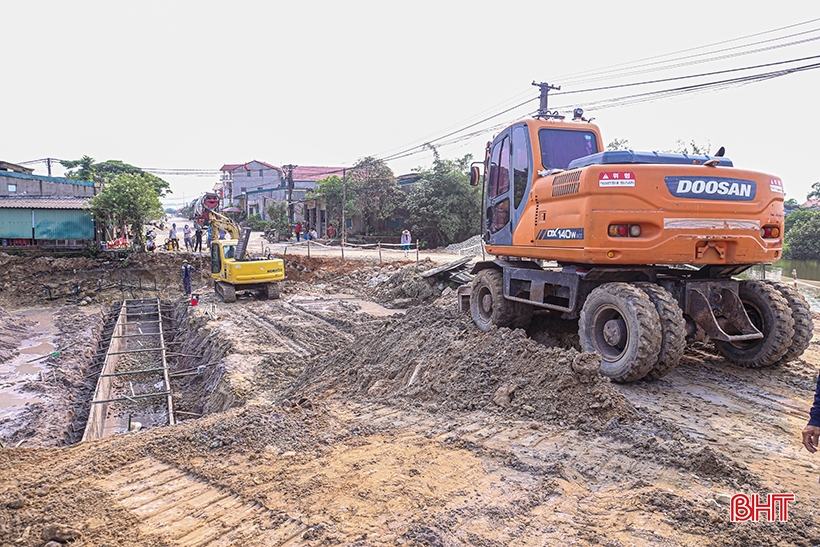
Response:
[[802, 425, 820, 453]]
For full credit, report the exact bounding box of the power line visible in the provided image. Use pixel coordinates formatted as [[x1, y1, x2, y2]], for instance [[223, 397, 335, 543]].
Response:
[[557, 17, 820, 82]]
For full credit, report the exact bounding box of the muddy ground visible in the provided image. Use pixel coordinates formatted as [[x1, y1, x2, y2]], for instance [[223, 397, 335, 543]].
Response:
[[1, 251, 820, 546]]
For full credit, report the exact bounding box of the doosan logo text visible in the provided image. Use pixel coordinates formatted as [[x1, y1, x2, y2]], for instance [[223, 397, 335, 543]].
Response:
[[665, 176, 756, 201]]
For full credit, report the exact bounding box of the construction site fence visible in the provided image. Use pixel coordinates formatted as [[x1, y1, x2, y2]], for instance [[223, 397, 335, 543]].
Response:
[[261, 239, 421, 265]]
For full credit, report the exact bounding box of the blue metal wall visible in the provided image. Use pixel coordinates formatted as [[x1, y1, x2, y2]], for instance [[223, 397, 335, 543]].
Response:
[[0, 209, 32, 238], [32, 209, 94, 239]]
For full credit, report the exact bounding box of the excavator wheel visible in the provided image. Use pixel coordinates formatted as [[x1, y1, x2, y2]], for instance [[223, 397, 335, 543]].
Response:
[[713, 280, 794, 368], [470, 269, 518, 331], [215, 281, 237, 303], [634, 282, 686, 381], [579, 283, 661, 383], [762, 280, 813, 363]]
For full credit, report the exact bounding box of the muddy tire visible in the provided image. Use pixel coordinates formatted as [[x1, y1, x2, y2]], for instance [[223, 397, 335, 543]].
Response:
[[470, 269, 517, 331], [634, 282, 686, 381], [763, 280, 813, 363], [713, 280, 794, 368], [215, 281, 236, 303], [579, 283, 661, 383]]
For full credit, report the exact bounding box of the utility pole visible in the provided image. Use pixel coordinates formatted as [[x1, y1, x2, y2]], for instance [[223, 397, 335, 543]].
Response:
[[341, 168, 347, 248], [46, 158, 52, 177], [282, 164, 297, 224], [532, 81, 562, 119]]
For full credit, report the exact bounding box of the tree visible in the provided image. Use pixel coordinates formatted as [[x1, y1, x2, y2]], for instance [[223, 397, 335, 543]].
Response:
[[345, 157, 403, 234], [670, 139, 711, 155], [265, 201, 291, 239], [87, 173, 165, 248], [62, 156, 171, 197], [784, 198, 800, 210], [308, 174, 347, 231], [405, 152, 481, 248], [785, 208, 820, 236], [806, 182, 820, 201], [606, 138, 630, 151], [785, 213, 820, 259]]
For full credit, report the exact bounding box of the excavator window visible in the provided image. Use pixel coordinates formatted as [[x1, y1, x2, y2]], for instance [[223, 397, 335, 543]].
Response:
[[539, 129, 599, 170], [224, 245, 236, 259], [488, 135, 510, 199], [211, 243, 221, 274], [512, 125, 530, 209]]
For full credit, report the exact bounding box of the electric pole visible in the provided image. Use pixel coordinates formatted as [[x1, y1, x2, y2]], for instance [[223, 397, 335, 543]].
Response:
[[282, 164, 297, 224], [532, 81, 562, 119], [341, 168, 347, 249]]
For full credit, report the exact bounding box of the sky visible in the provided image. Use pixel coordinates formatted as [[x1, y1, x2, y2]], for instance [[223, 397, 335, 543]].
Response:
[[3, 0, 820, 208]]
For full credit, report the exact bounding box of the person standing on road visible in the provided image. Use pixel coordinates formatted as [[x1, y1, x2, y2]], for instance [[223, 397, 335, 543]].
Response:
[[294, 221, 302, 242], [183, 224, 193, 251], [793, 269, 799, 288], [194, 226, 203, 253], [401, 229, 412, 257], [181, 259, 195, 296], [169, 223, 179, 251]]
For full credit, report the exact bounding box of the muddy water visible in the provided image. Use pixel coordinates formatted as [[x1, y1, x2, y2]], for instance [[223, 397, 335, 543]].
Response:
[[0, 308, 57, 421]]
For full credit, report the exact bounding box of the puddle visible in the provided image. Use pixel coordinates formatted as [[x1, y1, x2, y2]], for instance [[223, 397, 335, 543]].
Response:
[[0, 308, 58, 419], [324, 293, 407, 317]]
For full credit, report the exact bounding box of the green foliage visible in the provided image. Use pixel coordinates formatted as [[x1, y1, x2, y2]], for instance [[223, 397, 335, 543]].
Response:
[[785, 213, 820, 259], [784, 198, 800, 209], [670, 139, 711, 155], [265, 201, 291, 239], [87, 173, 165, 249], [606, 138, 630, 151], [62, 156, 171, 197], [806, 182, 820, 201], [784, 209, 820, 235], [346, 157, 403, 234], [405, 153, 480, 248], [308, 175, 347, 229]]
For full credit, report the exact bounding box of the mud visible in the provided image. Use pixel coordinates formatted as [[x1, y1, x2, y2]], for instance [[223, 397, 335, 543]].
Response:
[[0, 253, 819, 545]]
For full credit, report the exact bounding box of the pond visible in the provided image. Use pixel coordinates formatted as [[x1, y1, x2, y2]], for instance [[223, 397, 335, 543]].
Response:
[[745, 259, 820, 311]]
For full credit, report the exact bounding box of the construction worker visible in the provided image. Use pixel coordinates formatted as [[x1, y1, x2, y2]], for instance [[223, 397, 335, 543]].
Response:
[[181, 260, 195, 296], [169, 223, 179, 251]]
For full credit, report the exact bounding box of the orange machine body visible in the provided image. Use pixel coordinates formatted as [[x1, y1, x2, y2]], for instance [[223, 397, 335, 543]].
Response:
[[483, 118, 784, 266]]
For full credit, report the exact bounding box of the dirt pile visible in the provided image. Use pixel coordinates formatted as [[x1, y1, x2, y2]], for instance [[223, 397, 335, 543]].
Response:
[[0, 252, 211, 308], [293, 305, 637, 430]]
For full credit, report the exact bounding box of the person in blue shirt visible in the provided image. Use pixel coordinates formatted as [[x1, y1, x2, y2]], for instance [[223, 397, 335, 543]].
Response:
[[803, 380, 820, 452]]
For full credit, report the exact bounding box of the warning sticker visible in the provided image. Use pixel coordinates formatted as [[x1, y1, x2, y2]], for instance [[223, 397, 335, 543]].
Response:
[[599, 171, 636, 187], [770, 178, 784, 193]]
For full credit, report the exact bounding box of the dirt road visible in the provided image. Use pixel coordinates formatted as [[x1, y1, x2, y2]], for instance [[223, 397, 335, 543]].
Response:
[[0, 251, 819, 546]]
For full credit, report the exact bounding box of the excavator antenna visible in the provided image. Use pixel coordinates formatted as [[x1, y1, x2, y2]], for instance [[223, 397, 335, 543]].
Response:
[[532, 81, 564, 119]]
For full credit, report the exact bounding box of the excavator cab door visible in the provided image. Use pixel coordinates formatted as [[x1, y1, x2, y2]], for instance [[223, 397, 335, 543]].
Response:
[[211, 242, 222, 275], [485, 130, 512, 245], [485, 124, 532, 246]]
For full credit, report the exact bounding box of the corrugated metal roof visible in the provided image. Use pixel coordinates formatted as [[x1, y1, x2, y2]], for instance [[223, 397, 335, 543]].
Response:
[[0, 196, 90, 209], [0, 170, 95, 187]]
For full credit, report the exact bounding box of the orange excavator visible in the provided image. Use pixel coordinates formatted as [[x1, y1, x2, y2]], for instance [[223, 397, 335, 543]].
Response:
[[458, 82, 811, 382]]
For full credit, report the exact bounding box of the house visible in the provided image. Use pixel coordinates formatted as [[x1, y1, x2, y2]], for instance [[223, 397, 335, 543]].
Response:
[[0, 164, 98, 248], [218, 161, 284, 208], [218, 161, 344, 230]]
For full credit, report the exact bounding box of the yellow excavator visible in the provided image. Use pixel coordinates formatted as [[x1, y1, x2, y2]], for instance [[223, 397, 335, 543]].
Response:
[[203, 208, 285, 302]]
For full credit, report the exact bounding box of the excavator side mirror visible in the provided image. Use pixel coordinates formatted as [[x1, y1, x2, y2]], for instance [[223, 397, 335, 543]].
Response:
[[469, 164, 482, 186]]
